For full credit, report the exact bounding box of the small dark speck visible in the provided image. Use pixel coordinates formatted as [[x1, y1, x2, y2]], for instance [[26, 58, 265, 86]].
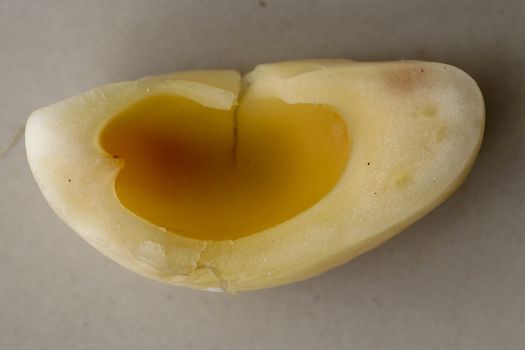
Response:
[[432, 179, 436, 183], [112, 155, 120, 159], [373, 192, 377, 195], [367, 162, 370, 165], [443, 66, 447, 69], [314, 295, 320, 301], [68, 179, 71, 182], [420, 68, 425, 72], [258, 0, 266, 7]]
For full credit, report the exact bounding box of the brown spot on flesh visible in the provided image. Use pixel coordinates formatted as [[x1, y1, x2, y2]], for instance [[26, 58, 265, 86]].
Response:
[[394, 174, 411, 188], [434, 126, 448, 143], [418, 104, 438, 118], [386, 67, 427, 93]]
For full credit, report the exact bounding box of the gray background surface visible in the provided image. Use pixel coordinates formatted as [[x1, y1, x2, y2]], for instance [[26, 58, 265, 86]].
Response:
[[1, 1, 524, 349]]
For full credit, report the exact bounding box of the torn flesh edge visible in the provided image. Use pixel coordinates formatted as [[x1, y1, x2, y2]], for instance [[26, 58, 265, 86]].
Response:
[[155, 240, 235, 294], [194, 242, 236, 295]]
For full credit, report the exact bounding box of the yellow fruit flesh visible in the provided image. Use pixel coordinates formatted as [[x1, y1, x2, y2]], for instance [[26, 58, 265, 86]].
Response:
[[99, 94, 350, 241], [26, 61, 484, 291]]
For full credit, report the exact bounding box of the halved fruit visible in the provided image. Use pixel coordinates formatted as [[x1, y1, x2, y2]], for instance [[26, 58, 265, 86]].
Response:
[[26, 60, 484, 292]]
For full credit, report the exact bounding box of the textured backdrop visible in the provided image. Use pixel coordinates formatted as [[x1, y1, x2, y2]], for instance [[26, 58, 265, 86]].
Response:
[[1, 1, 524, 349]]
